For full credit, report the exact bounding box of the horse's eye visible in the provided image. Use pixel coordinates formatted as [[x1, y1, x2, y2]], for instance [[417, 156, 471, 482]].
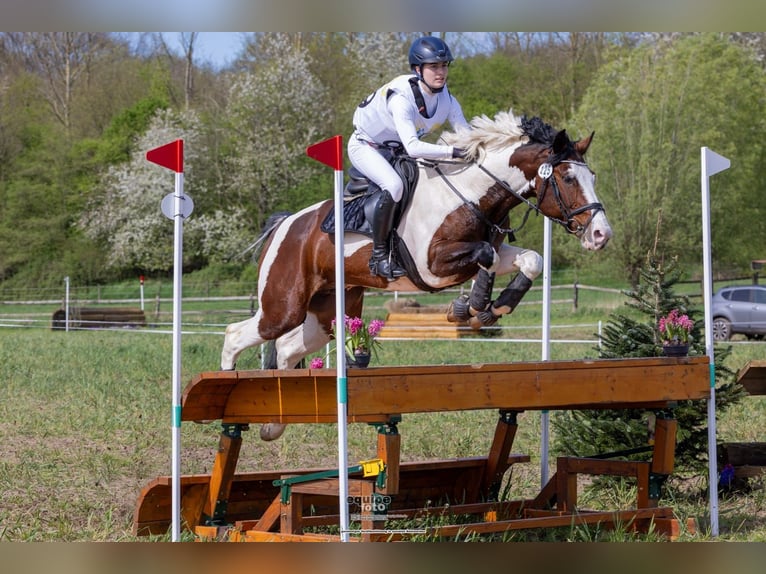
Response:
[[564, 175, 576, 184]]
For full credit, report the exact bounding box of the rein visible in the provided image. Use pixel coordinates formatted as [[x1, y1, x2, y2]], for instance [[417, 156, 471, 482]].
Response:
[[426, 160, 521, 240], [426, 154, 604, 239]]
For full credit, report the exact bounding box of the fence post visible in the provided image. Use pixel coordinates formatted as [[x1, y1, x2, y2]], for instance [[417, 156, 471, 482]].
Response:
[[155, 295, 161, 321], [572, 282, 579, 312], [250, 293, 256, 316]]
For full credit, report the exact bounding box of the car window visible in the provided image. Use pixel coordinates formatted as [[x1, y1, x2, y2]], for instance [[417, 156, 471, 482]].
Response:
[[755, 290, 766, 304], [730, 289, 751, 302]]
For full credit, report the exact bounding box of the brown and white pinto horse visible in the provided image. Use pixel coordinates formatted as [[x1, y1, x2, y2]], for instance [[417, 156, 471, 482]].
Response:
[[221, 110, 612, 439]]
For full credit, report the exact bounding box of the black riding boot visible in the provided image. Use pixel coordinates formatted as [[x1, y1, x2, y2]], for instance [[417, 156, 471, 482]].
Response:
[[369, 191, 406, 279]]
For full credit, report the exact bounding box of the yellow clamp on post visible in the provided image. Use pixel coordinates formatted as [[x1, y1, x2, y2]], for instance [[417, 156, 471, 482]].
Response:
[[358, 458, 385, 477]]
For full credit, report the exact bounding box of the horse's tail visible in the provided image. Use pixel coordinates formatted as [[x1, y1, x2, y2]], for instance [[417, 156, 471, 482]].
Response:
[[231, 211, 292, 263], [263, 338, 306, 369], [254, 211, 292, 261], [263, 339, 278, 369]]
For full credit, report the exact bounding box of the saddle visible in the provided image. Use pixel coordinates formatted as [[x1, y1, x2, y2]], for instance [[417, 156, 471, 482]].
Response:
[[320, 146, 419, 239]]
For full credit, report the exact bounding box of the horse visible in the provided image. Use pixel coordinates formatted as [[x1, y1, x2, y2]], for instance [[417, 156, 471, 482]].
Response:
[[221, 110, 612, 440]]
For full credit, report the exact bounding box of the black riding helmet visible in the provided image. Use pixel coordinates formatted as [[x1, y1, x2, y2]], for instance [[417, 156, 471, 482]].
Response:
[[408, 36, 454, 93]]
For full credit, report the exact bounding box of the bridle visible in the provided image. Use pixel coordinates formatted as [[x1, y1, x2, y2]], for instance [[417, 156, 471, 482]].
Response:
[[429, 154, 605, 239], [534, 159, 605, 235]]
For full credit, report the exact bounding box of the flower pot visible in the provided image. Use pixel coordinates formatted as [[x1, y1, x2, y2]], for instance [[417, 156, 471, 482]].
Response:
[[662, 343, 689, 357], [347, 351, 371, 368]]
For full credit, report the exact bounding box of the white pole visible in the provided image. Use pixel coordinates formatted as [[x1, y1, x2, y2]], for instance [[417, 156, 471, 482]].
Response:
[[332, 166, 350, 542], [171, 171, 184, 542], [64, 276, 70, 333], [540, 217, 552, 486], [700, 147, 729, 537]]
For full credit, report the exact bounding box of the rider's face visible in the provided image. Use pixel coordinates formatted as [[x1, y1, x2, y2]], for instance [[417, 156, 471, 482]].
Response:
[[419, 62, 449, 90]]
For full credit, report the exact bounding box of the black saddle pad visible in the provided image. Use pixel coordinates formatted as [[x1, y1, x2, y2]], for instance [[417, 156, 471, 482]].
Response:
[[320, 193, 375, 237]]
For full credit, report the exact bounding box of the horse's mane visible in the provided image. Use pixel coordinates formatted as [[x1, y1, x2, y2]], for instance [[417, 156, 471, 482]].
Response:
[[441, 109, 559, 159]]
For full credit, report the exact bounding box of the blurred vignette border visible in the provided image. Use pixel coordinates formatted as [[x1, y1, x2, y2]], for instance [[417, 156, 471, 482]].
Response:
[[1, 0, 766, 31], [1, 541, 765, 574]]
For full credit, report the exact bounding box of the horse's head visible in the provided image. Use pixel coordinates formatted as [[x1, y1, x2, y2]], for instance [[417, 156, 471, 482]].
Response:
[[521, 124, 612, 251]]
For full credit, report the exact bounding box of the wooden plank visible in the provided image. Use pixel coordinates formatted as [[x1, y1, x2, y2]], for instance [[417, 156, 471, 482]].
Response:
[[244, 531, 357, 542], [651, 418, 677, 475], [429, 507, 675, 538], [721, 442, 766, 466], [736, 360, 766, 395], [181, 370, 239, 422], [181, 357, 710, 424], [134, 455, 528, 535]]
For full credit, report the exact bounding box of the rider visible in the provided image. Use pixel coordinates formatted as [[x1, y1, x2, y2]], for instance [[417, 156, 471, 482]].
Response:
[[348, 35, 470, 279]]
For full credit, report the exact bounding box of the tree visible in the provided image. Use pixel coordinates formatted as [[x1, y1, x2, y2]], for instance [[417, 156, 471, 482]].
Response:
[[552, 239, 746, 475], [78, 108, 250, 275], [569, 34, 766, 283], [3, 33, 111, 133], [219, 33, 334, 239]]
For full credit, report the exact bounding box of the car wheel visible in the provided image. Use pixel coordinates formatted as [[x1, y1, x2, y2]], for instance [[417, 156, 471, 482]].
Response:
[[712, 317, 731, 341]]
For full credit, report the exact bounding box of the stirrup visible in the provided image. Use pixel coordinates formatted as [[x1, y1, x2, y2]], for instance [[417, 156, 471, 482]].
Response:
[[370, 257, 406, 279]]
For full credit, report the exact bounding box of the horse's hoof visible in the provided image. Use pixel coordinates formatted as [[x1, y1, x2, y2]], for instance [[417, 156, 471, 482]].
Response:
[[447, 295, 471, 322], [260, 423, 287, 441], [468, 310, 499, 330]]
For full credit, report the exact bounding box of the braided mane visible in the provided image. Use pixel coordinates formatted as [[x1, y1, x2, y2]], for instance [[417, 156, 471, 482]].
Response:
[[441, 109, 524, 155], [441, 109, 561, 158], [519, 116, 557, 145]]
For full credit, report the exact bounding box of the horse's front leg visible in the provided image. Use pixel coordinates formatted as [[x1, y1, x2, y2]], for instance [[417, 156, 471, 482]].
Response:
[[449, 245, 542, 329], [472, 246, 542, 328]]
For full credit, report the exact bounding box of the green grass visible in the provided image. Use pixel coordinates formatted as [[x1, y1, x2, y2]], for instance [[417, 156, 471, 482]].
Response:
[[0, 312, 764, 542]]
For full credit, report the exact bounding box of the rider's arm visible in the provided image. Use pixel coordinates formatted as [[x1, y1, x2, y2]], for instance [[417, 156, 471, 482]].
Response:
[[388, 93, 455, 160], [447, 96, 470, 132]]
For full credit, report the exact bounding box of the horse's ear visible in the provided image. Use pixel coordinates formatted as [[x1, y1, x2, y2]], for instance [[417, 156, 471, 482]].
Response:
[[575, 131, 595, 156], [552, 129, 569, 155]]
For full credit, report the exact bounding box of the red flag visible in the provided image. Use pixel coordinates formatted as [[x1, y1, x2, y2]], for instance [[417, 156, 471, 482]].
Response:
[[147, 139, 184, 173], [307, 135, 343, 170]]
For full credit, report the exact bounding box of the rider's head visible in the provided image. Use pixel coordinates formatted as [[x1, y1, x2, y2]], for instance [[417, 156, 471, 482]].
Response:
[[408, 36, 453, 94]]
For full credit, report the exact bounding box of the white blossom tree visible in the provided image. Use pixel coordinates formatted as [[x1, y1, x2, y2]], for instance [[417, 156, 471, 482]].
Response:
[[79, 108, 251, 273], [221, 33, 333, 233]]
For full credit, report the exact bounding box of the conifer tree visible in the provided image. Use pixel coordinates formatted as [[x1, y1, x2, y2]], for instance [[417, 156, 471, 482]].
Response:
[[552, 223, 745, 474]]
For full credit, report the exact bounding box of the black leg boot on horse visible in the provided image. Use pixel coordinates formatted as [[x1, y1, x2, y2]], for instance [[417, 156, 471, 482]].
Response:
[[369, 190, 406, 280], [469, 272, 533, 330], [447, 268, 495, 323]]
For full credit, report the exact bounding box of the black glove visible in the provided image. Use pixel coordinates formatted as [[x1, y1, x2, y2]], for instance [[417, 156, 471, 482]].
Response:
[[452, 147, 468, 159]]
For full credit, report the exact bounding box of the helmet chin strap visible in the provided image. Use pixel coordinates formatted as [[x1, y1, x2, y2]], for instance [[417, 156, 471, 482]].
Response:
[[415, 68, 445, 94]]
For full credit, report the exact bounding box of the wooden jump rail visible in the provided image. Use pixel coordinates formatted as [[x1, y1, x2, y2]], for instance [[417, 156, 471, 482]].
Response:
[[720, 360, 766, 486], [133, 356, 710, 542], [379, 310, 469, 339]]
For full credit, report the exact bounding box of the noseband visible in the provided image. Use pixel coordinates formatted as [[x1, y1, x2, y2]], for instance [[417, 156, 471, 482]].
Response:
[[474, 157, 604, 237], [537, 160, 605, 236]]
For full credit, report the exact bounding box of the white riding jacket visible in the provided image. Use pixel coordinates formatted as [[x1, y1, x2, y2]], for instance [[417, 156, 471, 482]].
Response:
[[352, 74, 468, 158], [348, 74, 469, 201]]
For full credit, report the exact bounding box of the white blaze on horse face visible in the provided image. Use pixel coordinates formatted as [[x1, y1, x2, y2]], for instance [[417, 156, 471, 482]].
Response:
[[570, 163, 612, 251]]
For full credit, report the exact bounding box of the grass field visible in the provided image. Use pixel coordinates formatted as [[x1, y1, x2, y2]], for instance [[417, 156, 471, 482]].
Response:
[[0, 281, 764, 542]]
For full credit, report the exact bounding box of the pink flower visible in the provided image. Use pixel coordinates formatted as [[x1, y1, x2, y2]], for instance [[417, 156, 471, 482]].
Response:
[[332, 314, 386, 357], [309, 357, 324, 369], [658, 309, 694, 344], [368, 319, 385, 338]]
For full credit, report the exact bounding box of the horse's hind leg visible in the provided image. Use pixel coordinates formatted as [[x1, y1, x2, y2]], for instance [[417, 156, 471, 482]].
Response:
[[260, 289, 365, 441], [259, 313, 333, 441], [221, 311, 267, 370]]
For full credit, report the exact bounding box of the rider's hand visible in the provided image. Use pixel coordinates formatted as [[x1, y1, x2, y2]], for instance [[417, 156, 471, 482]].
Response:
[[452, 147, 468, 159]]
